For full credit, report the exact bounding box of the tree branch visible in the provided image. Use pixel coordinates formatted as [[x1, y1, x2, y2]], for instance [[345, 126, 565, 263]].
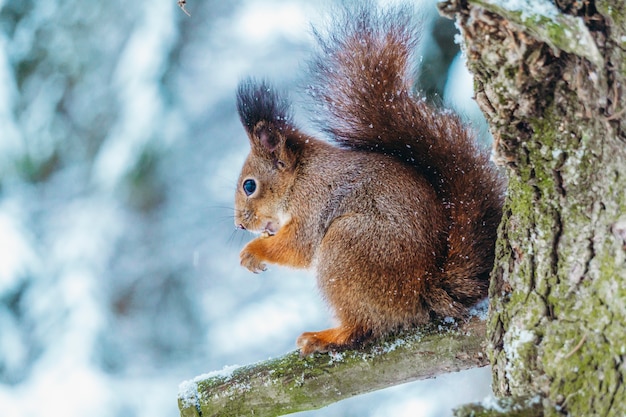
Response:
[[454, 396, 543, 417], [467, 0, 602, 67], [178, 316, 488, 417]]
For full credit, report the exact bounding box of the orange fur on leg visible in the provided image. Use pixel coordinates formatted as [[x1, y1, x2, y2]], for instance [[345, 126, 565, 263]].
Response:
[[240, 221, 311, 273]]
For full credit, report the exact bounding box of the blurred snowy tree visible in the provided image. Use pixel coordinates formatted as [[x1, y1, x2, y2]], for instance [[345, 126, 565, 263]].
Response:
[[0, 1, 480, 416]]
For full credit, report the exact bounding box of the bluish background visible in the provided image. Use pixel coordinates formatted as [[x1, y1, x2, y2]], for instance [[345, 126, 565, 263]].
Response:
[[0, 0, 491, 415]]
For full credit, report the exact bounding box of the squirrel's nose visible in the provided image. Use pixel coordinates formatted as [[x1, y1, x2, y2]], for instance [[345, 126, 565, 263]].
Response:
[[237, 224, 246, 230]]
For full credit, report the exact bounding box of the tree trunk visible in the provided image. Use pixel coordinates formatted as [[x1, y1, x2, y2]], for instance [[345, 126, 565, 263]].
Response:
[[440, 0, 626, 415]]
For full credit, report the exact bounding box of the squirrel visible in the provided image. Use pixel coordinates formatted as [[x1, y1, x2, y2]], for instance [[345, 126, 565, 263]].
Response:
[[233, 2, 504, 356]]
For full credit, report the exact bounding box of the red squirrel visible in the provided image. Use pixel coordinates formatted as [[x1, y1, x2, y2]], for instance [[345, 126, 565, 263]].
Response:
[[233, 3, 504, 356]]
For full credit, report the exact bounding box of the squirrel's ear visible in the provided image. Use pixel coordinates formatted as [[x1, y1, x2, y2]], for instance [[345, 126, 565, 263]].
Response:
[[251, 122, 297, 170], [254, 123, 281, 153]]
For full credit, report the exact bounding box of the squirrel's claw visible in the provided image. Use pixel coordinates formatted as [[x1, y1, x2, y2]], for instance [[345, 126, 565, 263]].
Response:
[[297, 332, 330, 356], [297, 327, 357, 356]]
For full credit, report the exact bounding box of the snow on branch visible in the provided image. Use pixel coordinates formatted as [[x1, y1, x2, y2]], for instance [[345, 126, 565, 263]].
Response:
[[470, 0, 603, 67], [178, 316, 488, 417]]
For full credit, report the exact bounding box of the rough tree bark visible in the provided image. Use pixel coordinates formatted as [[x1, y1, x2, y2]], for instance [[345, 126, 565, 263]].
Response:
[[440, 0, 626, 415]]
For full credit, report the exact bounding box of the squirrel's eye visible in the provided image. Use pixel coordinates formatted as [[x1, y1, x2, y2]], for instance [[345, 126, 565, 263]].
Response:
[[242, 179, 257, 196]]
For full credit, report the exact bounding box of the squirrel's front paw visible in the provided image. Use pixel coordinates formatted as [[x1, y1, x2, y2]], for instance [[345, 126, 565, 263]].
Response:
[[240, 245, 267, 274]]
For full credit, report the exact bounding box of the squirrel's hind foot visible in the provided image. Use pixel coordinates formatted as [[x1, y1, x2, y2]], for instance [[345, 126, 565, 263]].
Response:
[[296, 326, 364, 356]]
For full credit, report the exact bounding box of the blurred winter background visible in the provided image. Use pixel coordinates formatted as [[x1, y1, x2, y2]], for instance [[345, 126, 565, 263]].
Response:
[[0, 0, 492, 416]]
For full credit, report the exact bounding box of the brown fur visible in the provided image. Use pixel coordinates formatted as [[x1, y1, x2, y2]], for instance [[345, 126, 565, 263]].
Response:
[[234, 2, 504, 356]]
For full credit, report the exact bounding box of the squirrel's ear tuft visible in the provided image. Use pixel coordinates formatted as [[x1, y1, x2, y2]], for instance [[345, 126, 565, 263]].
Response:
[[236, 78, 292, 135], [237, 79, 300, 170]]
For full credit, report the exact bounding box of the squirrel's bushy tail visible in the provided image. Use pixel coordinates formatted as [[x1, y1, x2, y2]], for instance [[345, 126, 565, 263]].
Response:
[[309, 2, 505, 312]]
